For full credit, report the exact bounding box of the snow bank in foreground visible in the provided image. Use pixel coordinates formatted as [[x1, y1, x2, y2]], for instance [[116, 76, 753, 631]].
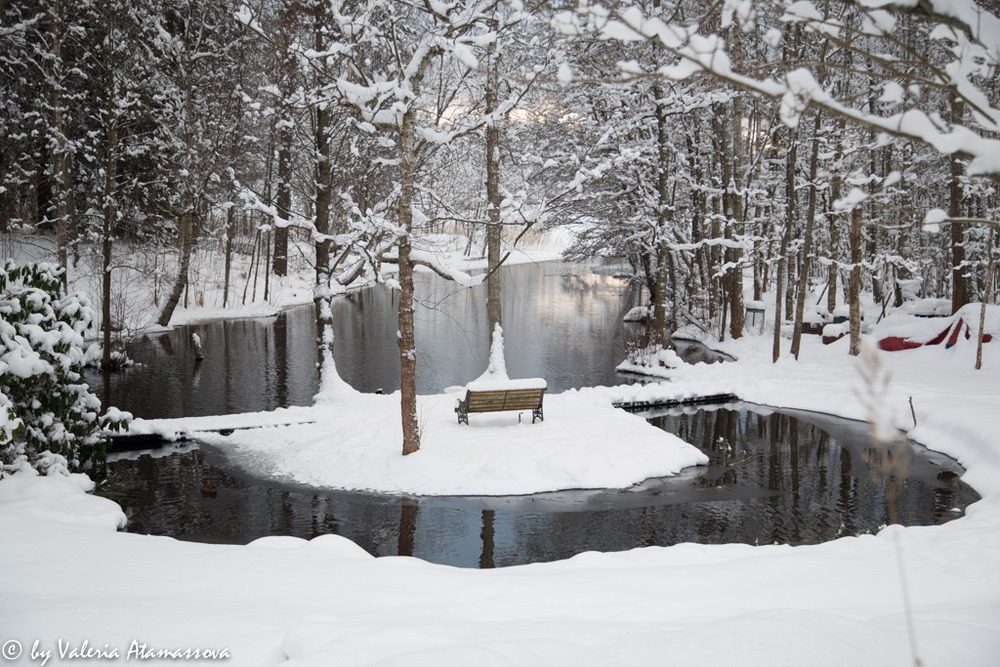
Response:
[[0, 473, 125, 531], [1, 470, 999, 666]]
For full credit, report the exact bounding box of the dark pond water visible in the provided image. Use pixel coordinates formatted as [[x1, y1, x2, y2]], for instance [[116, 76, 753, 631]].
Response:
[[90, 258, 979, 567], [90, 260, 650, 418], [102, 403, 978, 568]]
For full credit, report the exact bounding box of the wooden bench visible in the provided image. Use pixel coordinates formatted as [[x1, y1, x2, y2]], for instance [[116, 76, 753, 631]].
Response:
[[455, 379, 546, 425]]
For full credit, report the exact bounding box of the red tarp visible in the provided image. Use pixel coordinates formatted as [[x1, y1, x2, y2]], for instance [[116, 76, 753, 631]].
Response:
[[878, 317, 993, 352]]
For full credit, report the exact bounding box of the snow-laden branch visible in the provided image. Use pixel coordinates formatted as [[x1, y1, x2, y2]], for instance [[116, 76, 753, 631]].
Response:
[[412, 249, 483, 287], [238, 188, 335, 245], [239, 187, 404, 290], [0, 12, 43, 39], [863, 0, 1000, 53], [380, 248, 484, 287], [924, 209, 1000, 232], [668, 237, 749, 252], [555, 1, 1000, 180]]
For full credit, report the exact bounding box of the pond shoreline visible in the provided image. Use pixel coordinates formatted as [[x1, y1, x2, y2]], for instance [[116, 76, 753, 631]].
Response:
[[104, 400, 978, 569]]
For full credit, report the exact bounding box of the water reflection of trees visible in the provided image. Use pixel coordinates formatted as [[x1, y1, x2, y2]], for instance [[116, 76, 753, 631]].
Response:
[[397, 501, 418, 557], [91, 307, 320, 419], [106, 407, 977, 568], [695, 409, 964, 541], [479, 510, 495, 569], [529, 407, 977, 551], [95, 261, 645, 418]]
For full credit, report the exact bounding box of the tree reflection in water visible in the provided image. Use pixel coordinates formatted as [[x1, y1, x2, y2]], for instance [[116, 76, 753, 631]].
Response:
[[104, 404, 979, 568]]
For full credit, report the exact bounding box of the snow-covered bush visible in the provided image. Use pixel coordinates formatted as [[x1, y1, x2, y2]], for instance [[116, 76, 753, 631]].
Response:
[[0, 262, 130, 477], [625, 344, 683, 370]]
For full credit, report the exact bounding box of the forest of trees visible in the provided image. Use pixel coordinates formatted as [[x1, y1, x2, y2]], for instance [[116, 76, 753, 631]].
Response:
[[2, 0, 998, 454]]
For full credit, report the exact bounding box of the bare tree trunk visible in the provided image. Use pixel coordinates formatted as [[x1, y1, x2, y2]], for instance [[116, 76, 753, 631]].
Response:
[[272, 94, 292, 280], [709, 110, 724, 326], [791, 114, 822, 359], [157, 80, 196, 327], [311, 3, 335, 387], [713, 97, 745, 341], [753, 205, 765, 302], [49, 0, 69, 288], [313, 88, 331, 286], [101, 93, 117, 369], [977, 224, 995, 370], [243, 227, 258, 305], [773, 133, 796, 363], [312, 2, 332, 288], [849, 206, 863, 356], [398, 108, 420, 456], [274, 137, 291, 278], [725, 50, 745, 339], [828, 172, 842, 316], [950, 98, 969, 314], [687, 131, 711, 319], [785, 252, 796, 321], [651, 82, 672, 346], [158, 204, 194, 327], [263, 229, 272, 301], [893, 196, 913, 308], [315, 292, 335, 388], [772, 235, 788, 363], [223, 207, 234, 308], [485, 39, 502, 339], [272, 1, 298, 279], [386, 37, 442, 456]]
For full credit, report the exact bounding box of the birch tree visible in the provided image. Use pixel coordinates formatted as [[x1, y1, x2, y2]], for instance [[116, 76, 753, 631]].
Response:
[[302, 0, 511, 455]]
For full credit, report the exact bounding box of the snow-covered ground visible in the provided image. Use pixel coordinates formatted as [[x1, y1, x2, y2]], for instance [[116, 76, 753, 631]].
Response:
[[3, 299, 1000, 666]]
